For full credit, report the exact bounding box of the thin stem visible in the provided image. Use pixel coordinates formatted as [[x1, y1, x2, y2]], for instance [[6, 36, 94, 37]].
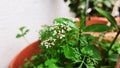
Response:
[[84, 0, 89, 25], [107, 30, 120, 52], [23, 36, 29, 44], [79, 56, 85, 68], [85, 0, 89, 16], [21, 31, 29, 44]]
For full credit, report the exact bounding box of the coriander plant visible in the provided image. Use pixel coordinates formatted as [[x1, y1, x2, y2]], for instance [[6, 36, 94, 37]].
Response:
[[19, 7, 120, 68]]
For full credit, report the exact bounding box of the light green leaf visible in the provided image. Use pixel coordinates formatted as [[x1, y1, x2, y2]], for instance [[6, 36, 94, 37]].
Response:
[[95, 7, 118, 31], [45, 59, 58, 68], [81, 45, 102, 60], [54, 18, 76, 28], [63, 45, 75, 59], [80, 15, 86, 29], [104, 1, 112, 8], [31, 55, 38, 60], [23, 29, 29, 35], [84, 24, 110, 32], [37, 64, 43, 68]]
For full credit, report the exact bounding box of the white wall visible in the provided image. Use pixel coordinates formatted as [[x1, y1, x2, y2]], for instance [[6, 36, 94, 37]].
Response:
[[0, 0, 74, 67]]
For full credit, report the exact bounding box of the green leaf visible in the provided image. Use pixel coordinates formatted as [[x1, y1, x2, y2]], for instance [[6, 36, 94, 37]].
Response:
[[95, 7, 118, 31], [16, 34, 23, 38], [19, 26, 25, 31], [81, 45, 102, 60], [80, 15, 86, 29], [45, 59, 58, 68], [104, 1, 112, 8], [31, 55, 38, 60], [23, 29, 29, 35], [37, 64, 43, 68], [54, 18, 76, 28], [108, 54, 119, 62], [83, 24, 110, 32], [68, 40, 76, 45], [63, 45, 75, 60], [63, 45, 81, 62]]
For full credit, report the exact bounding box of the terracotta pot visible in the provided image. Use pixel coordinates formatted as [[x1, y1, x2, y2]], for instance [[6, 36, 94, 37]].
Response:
[[76, 16, 120, 26], [9, 17, 120, 68], [8, 40, 40, 68]]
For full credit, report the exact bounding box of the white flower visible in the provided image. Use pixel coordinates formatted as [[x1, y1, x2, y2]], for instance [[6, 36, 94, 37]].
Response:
[[61, 24, 64, 28], [59, 34, 65, 39], [58, 30, 61, 34], [53, 30, 57, 35], [41, 42, 44, 45], [67, 27, 71, 31], [86, 8, 92, 14], [45, 45, 49, 48], [64, 22, 67, 24], [61, 29, 65, 33], [53, 39, 56, 42], [51, 42, 55, 46], [50, 27, 54, 30], [54, 23, 60, 26]]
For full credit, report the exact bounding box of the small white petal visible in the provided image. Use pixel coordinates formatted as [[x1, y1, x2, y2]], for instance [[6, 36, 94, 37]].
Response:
[[53, 30, 57, 35], [61, 29, 65, 33]]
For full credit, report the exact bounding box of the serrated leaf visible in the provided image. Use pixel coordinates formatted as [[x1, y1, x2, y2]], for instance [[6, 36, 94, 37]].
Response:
[[54, 18, 76, 28], [63, 45, 81, 62], [16, 34, 23, 38], [83, 24, 110, 32], [81, 45, 102, 60], [95, 7, 118, 31]]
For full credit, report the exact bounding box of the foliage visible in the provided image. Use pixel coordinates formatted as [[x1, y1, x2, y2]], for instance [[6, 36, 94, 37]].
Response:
[[18, 8, 120, 68], [63, 0, 116, 17], [16, 26, 29, 38]]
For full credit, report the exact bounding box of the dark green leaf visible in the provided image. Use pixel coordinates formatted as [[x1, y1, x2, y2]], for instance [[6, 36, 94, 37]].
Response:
[[108, 54, 119, 62], [19, 26, 25, 31], [84, 24, 110, 32], [16, 34, 23, 38], [95, 7, 118, 30]]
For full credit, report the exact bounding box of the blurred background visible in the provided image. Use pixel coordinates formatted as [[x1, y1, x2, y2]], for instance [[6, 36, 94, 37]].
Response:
[[0, 0, 74, 67]]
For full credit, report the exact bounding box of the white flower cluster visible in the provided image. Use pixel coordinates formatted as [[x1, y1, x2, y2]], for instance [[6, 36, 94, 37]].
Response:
[[41, 37, 56, 48], [40, 22, 72, 48], [52, 22, 72, 39]]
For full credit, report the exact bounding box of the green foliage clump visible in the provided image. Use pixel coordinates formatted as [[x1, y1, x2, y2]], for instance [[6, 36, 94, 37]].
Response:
[[19, 7, 120, 68]]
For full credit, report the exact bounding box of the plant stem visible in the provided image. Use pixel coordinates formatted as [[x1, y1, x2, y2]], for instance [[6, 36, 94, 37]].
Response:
[[107, 30, 120, 52], [79, 56, 85, 68], [84, 0, 89, 25], [23, 36, 29, 44]]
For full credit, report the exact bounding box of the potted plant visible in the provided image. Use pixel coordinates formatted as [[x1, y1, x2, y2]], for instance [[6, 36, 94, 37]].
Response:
[[9, 7, 120, 68], [64, 0, 120, 26]]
